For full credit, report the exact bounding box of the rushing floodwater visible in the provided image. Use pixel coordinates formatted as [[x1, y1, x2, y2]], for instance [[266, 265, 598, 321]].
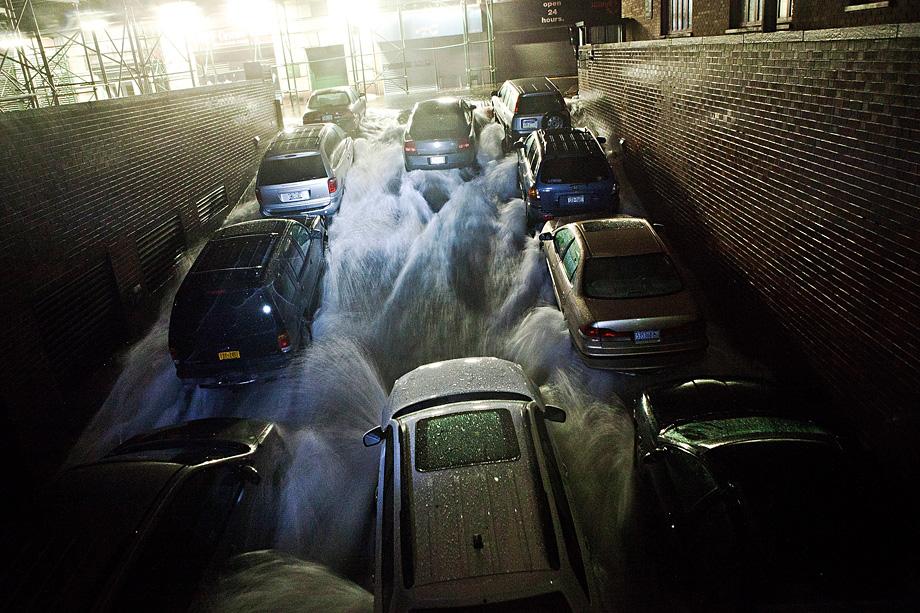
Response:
[[67, 105, 770, 611]]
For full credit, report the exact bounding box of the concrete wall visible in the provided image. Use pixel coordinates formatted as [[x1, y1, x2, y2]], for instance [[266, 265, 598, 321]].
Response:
[[0, 81, 279, 478], [578, 25, 920, 469]]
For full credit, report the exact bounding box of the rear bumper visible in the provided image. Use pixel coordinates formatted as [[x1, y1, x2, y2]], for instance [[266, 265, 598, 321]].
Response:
[[261, 194, 341, 218], [405, 149, 476, 170], [527, 195, 619, 223], [572, 333, 708, 371], [176, 352, 292, 387]]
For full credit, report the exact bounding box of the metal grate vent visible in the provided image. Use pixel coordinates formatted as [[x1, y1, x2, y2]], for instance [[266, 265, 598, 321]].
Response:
[[33, 261, 124, 381], [195, 184, 228, 226], [137, 213, 185, 292]]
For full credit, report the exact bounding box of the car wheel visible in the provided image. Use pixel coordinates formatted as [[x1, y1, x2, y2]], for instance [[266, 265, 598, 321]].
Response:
[[542, 112, 566, 130]]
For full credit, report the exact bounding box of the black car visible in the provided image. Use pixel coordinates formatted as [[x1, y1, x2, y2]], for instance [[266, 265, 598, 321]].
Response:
[[403, 97, 477, 171], [633, 378, 907, 606], [169, 217, 325, 387], [490, 77, 571, 147], [2, 418, 290, 612]]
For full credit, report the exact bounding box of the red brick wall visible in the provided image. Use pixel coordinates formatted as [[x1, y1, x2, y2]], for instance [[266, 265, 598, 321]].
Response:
[[578, 26, 920, 468]]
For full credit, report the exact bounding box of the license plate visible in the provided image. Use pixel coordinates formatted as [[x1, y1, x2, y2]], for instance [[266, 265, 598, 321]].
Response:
[[634, 330, 660, 342], [322, 114, 333, 121], [429, 155, 446, 165], [567, 195, 585, 205], [280, 190, 309, 202], [218, 350, 241, 360], [521, 118, 538, 129]]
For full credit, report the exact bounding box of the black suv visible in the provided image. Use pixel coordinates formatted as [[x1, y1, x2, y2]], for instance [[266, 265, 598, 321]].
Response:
[[491, 77, 571, 147], [514, 127, 618, 227], [169, 217, 325, 387]]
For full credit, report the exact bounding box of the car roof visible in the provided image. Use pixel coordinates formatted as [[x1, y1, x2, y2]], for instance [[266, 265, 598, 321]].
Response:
[[386, 357, 536, 424], [413, 96, 464, 113], [188, 219, 291, 280], [267, 125, 328, 155], [508, 76, 560, 95], [535, 128, 603, 159], [310, 86, 354, 95], [401, 401, 557, 587], [569, 217, 664, 258]]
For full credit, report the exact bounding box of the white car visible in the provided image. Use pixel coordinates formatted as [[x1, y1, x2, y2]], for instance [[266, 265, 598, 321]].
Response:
[[363, 357, 595, 612]]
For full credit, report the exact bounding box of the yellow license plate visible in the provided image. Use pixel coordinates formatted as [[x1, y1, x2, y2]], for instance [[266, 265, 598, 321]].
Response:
[[218, 350, 241, 361]]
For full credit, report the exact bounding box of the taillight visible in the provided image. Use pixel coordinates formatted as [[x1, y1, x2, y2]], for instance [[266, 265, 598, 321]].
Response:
[[255, 187, 263, 205], [277, 331, 291, 353], [458, 136, 471, 150], [327, 178, 338, 194], [579, 324, 632, 340], [528, 186, 539, 200], [514, 100, 519, 113], [404, 139, 417, 153]]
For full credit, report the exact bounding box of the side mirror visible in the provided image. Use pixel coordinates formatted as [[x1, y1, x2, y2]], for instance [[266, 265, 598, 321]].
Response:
[[538, 232, 553, 242], [363, 426, 384, 447], [511, 139, 525, 150], [544, 404, 567, 423], [641, 447, 668, 464], [490, 90, 498, 97], [652, 222, 665, 232], [596, 136, 607, 145]]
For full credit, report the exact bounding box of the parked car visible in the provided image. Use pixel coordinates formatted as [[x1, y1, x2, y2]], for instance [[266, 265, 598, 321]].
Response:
[[491, 77, 571, 147], [169, 217, 325, 387], [403, 97, 477, 171], [514, 127, 618, 226], [256, 124, 354, 218], [302, 85, 366, 134], [632, 378, 904, 606], [2, 418, 290, 613], [539, 217, 707, 369], [363, 357, 594, 612]]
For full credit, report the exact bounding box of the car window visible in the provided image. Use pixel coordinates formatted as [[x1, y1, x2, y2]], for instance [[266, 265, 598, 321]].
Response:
[[282, 235, 305, 276], [540, 158, 610, 184], [518, 94, 565, 114], [415, 409, 520, 472], [274, 267, 296, 302], [553, 228, 575, 259], [409, 108, 466, 139], [291, 224, 311, 252], [258, 155, 327, 185], [308, 91, 350, 108], [562, 240, 581, 281], [527, 145, 540, 173], [583, 254, 683, 299]]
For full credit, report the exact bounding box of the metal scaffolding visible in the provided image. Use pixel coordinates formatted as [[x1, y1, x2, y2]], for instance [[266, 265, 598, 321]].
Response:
[[1, 0, 496, 113]]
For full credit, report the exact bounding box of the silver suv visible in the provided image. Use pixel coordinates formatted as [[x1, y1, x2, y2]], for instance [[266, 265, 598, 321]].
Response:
[[491, 77, 571, 147], [256, 123, 354, 218]]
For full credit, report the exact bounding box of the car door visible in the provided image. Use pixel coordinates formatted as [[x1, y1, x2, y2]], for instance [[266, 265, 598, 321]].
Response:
[[292, 222, 321, 313], [546, 228, 575, 309], [557, 237, 582, 314]]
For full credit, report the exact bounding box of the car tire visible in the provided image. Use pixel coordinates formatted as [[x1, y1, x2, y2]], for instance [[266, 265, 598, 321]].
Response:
[[542, 112, 566, 130]]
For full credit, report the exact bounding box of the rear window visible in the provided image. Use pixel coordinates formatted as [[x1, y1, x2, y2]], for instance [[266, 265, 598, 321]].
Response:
[[583, 254, 683, 299], [518, 93, 565, 114], [309, 91, 350, 108], [415, 409, 520, 472], [540, 157, 610, 184], [193, 235, 275, 273], [408, 108, 466, 140], [258, 155, 327, 186]]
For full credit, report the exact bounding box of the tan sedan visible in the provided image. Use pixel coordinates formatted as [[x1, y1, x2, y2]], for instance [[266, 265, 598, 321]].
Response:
[[539, 217, 708, 369]]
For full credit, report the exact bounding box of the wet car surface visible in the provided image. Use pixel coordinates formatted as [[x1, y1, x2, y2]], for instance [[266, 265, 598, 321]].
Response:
[[403, 97, 478, 171]]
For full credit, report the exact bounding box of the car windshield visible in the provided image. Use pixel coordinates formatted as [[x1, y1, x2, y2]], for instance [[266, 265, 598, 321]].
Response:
[[258, 155, 326, 185], [661, 416, 831, 449], [415, 409, 520, 471], [583, 254, 683, 299], [518, 93, 565, 114], [409, 109, 467, 140], [309, 91, 350, 108], [540, 158, 610, 184]]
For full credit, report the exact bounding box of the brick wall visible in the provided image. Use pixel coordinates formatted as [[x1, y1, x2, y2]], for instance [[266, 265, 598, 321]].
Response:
[[578, 25, 920, 468], [0, 81, 278, 472]]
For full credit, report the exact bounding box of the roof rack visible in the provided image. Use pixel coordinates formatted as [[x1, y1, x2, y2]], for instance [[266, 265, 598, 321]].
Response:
[[537, 128, 602, 159]]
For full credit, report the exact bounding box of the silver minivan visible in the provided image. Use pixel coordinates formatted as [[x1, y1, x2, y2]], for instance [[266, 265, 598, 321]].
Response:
[[256, 123, 354, 218]]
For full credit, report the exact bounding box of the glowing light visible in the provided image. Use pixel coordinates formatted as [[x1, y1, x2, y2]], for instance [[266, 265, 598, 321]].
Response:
[[331, 0, 380, 30], [225, 0, 276, 37], [262, 304, 272, 314], [0, 35, 30, 50], [79, 12, 109, 34], [156, 2, 206, 41]]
